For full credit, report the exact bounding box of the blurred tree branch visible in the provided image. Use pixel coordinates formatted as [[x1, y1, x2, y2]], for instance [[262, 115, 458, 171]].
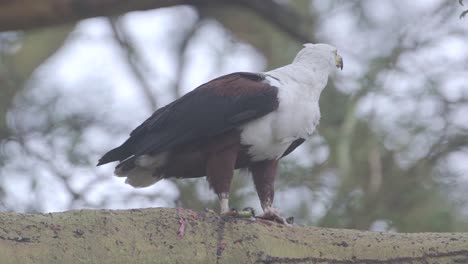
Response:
[[235, 0, 313, 43], [0, 0, 313, 43], [1, 208, 468, 264], [0, 0, 191, 31], [108, 17, 159, 110], [170, 16, 202, 99], [0, 25, 73, 140], [460, 0, 468, 18]]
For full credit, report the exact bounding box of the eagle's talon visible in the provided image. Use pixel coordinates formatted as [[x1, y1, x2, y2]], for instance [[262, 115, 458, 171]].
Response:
[[220, 208, 239, 217], [204, 208, 215, 213], [220, 207, 257, 220], [257, 209, 292, 226]]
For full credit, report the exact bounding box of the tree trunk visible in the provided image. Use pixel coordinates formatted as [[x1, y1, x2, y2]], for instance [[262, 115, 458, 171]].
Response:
[[0, 208, 467, 263]]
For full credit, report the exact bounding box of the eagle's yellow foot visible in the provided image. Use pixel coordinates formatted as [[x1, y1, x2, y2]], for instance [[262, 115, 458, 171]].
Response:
[[257, 208, 293, 226]]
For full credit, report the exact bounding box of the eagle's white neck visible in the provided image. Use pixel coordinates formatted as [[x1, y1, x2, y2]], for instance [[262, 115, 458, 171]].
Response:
[[241, 55, 332, 161], [241, 44, 339, 161], [265, 60, 331, 100]]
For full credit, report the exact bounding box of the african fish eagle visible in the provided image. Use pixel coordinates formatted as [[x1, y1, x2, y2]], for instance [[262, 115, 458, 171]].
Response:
[[98, 43, 343, 224]]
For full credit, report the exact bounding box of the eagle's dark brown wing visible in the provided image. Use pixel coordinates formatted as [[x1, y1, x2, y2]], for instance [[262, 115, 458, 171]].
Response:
[[97, 72, 279, 166]]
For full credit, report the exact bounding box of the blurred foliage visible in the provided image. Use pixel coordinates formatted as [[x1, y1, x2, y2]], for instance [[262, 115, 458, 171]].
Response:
[[1, 0, 468, 233]]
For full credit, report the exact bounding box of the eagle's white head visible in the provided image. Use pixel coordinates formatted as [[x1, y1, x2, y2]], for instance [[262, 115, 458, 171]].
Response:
[[293, 43, 343, 71]]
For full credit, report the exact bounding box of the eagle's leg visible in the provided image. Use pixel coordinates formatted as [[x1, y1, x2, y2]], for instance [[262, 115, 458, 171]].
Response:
[[206, 145, 239, 215], [250, 160, 289, 225], [218, 193, 230, 214]]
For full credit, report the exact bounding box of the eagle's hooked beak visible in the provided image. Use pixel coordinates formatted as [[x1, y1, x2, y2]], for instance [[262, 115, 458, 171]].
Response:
[[335, 53, 343, 70]]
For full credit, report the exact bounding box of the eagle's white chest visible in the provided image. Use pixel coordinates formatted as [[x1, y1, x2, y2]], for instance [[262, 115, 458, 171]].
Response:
[[240, 75, 321, 161]]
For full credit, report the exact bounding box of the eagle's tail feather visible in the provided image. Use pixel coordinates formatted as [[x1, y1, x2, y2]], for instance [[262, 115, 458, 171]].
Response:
[[114, 156, 137, 176], [97, 146, 130, 166], [124, 167, 163, 188], [114, 153, 168, 188]]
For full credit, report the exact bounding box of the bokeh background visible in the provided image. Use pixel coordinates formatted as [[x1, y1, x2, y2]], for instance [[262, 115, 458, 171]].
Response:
[[1, 0, 468, 232]]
